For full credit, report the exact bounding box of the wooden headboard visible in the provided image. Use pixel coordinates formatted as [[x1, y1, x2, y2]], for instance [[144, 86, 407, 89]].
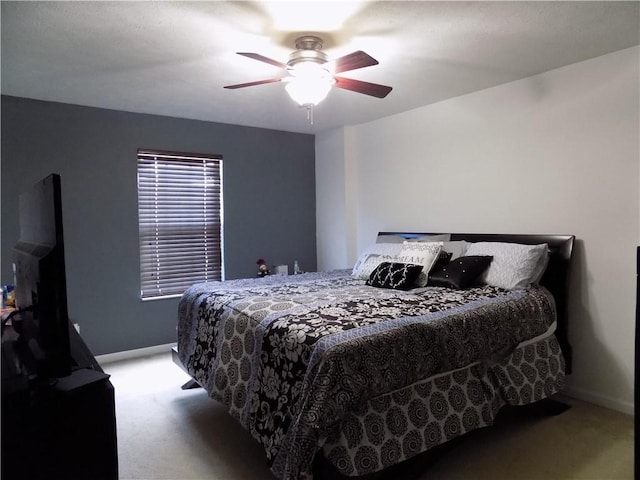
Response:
[[377, 232, 575, 374]]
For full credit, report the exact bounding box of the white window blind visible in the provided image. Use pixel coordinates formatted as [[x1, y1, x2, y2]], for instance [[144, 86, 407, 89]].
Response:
[[137, 150, 223, 299]]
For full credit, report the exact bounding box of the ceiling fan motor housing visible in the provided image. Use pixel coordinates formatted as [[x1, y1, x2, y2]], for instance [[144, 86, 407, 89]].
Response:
[[287, 36, 328, 68]]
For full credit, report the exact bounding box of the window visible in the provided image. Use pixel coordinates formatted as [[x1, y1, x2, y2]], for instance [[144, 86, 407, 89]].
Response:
[[137, 150, 223, 299]]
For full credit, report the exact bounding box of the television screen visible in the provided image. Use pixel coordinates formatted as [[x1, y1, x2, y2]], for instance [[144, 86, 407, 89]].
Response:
[[13, 174, 71, 379]]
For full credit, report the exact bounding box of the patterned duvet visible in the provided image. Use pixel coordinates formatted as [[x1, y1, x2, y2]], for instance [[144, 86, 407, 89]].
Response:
[[177, 270, 564, 480]]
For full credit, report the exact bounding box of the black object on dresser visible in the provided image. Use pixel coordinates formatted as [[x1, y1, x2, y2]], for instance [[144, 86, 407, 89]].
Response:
[[1, 324, 118, 480]]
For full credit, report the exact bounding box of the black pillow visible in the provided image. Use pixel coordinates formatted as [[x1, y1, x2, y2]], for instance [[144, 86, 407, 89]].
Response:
[[429, 250, 453, 273], [366, 262, 424, 290], [428, 256, 493, 289]]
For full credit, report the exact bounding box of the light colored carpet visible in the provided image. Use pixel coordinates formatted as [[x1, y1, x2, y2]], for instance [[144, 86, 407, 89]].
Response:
[[104, 352, 634, 480]]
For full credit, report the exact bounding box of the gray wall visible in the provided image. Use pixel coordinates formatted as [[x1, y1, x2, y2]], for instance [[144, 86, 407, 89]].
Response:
[[1, 95, 316, 355]]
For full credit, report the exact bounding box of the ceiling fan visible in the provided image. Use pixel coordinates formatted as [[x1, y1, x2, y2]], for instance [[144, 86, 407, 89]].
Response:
[[224, 36, 393, 107]]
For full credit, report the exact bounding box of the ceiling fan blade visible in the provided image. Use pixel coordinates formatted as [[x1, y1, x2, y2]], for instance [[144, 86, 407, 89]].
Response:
[[224, 78, 282, 89], [332, 51, 379, 74], [334, 76, 392, 98], [237, 52, 287, 69]]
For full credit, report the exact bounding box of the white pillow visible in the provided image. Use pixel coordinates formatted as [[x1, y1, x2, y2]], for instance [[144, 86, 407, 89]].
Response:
[[530, 249, 551, 283], [353, 255, 390, 280], [396, 241, 443, 287], [442, 240, 468, 259], [464, 242, 549, 290], [352, 243, 403, 278]]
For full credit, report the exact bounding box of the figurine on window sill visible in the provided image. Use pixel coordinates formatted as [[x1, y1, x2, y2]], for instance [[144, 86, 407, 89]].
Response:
[[256, 258, 270, 277]]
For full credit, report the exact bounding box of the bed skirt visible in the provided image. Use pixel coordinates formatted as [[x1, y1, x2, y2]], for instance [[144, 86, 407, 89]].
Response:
[[320, 333, 565, 476]]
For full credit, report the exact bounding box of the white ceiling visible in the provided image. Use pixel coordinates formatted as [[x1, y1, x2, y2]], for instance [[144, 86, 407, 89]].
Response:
[[2, 1, 639, 134]]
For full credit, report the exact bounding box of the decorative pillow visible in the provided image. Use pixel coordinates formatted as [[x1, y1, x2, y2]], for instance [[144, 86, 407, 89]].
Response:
[[429, 256, 493, 289], [353, 255, 392, 280], [430, 250, 453, 273], [366, 262, 424, 290], [464, 242, 549, 290], [352, 243, 404, 278], [396, 241, 443, 287]]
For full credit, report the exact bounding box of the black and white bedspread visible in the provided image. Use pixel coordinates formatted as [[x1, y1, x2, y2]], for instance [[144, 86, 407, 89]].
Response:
[[177, 270, 560, 480]]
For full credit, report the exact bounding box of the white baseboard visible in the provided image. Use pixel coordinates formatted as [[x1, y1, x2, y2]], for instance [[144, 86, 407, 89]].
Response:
[[96, 342, 176, 366], [563, 385, 634, 416], [95, 344, 635, 417]]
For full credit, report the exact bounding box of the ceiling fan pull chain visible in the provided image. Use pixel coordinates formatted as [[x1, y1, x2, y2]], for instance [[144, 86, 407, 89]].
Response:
[[306, 104, 314, 125]]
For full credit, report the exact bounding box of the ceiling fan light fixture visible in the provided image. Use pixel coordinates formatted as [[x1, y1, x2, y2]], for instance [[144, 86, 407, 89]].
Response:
[[285, 77, 332, 106], [284, 62, 334, 106]]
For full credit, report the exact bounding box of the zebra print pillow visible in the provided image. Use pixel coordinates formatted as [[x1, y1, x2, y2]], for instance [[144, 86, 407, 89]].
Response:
[[366, 262, 424, 290]]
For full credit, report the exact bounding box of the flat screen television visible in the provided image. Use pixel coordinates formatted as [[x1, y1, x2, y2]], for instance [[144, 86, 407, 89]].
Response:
[[12, 173, 71, 379]]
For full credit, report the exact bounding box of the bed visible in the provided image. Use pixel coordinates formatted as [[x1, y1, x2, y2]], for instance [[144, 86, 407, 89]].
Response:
[[174, 232, 574, 480]]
